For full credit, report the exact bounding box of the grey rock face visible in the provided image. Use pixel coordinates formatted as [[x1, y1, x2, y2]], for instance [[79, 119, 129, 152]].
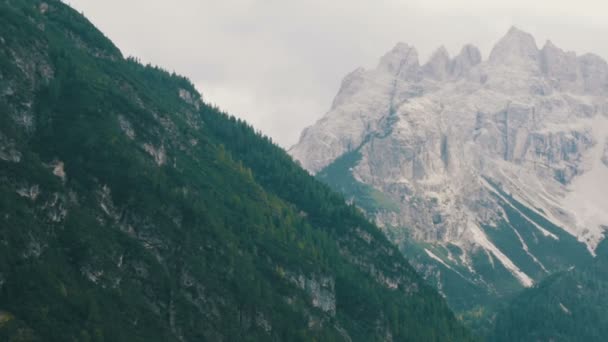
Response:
[[288, 273, 336, 315], [489, 26, 540, 65], [291, 27, 608, 293], [602, 139, 608, 167], [540, 41, 579, 88], [450, 44, 482, 78], [424, 46, 451, 80], [378, 43, 421, 80], [578, 54, 608, 94]]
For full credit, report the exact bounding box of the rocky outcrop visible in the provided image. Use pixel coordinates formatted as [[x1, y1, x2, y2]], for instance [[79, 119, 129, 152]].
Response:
[[288, 273, 336, 315], [488, 27, 540, 65], [291, 27, 608, 308]]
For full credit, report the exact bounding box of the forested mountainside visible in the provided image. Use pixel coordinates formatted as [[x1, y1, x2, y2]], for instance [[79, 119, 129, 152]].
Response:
[[489, 240, 608, 342], [0, 1, 473, 341]]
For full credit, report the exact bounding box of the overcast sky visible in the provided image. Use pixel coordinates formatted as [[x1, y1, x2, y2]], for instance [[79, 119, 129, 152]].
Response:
[[65, 0, 608, 147]]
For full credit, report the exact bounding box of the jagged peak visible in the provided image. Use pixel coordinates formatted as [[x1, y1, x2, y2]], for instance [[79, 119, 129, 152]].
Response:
[[542, 40, 558, 51], [430, 46, 450, 61], [378, 42, 420, 75], [391, 42, 415, 54], [577, 53, 608, 92], [330, 67, 367, 110], [423, 46, 451, 80], [455, 44, 482, 65], [578, 52, 608, 65], [507, 25, 529, 37], [540, 40, 576, 57], [345, 66, 367, 78], [489, 26, 539, 64], [539, 39, 579, 79], [449, 44, 481, 78]]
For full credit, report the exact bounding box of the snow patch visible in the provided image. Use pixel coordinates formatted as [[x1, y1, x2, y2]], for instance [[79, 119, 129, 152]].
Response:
[[482, 178, 559, 240], [469, 223, 534, 287], [425, 248, 452, 270], [559, 302, 571, 315], [425, 248, 472, 282], [511, 224, 548, 273]]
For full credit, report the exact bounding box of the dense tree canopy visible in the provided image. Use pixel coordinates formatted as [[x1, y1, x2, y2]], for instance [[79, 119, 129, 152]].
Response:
[[0, 1, 473, 341]]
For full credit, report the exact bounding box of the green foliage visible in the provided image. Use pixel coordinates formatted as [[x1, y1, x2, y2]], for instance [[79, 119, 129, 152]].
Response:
[[317, 149, 399, 214], [489, 240, 608, 341], [0, 1, 473, 341]]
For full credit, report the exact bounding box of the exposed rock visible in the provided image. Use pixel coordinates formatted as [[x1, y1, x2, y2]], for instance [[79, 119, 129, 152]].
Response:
[[578, 53, 608, 94], [540, 40, 579, 89], [378, 42, 421, 80], [39, 2, 49, 14], [255, 312, 272, 332], [179, 88, 201, 109], [43, 193, 68, 223], [143, 143, 167, 166], [291, 28, 608, 303], [334, 324, 353, 342], [23, 233, 44, 259], [52, 160, 66, 181], [489, 26, 539, 65], [288, 272, 336, 315], [14, 111, 35, 131], [0, 135, 21, 162], [98, 185, 119, 219], [181, 269, 195, 288], [423, 46, 451, 80], [118, 115, 135, 139], [450, 44, 482, 78], [82, 267, 104, 284], [16, 185, 40, 200], [602, 138, 608, 167]]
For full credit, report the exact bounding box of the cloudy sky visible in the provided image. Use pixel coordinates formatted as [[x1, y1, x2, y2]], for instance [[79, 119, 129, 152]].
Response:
[[65, 0, 608, 147]]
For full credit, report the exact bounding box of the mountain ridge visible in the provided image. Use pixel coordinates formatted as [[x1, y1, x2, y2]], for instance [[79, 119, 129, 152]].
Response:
[[0, 1, 473, 340], [290, 26, 607, 313]]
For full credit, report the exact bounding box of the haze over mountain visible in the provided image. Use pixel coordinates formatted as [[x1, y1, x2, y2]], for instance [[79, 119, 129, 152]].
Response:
[[291, 26, 607, 313]]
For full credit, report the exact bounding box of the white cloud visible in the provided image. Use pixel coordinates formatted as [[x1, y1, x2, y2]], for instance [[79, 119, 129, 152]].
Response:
[[67, 0, 608, 147]]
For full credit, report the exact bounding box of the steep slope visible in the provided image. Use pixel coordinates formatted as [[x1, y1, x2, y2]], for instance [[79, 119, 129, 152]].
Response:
[[290, 27, 606, 313], [0, 1, 473, 341], [489, 240, 608, 341]]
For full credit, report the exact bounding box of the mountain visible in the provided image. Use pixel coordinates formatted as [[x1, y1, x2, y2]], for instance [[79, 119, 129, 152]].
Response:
[[290, 27, 607, 314], [0, 1, 473, 341], [489, 239, 608, 341]]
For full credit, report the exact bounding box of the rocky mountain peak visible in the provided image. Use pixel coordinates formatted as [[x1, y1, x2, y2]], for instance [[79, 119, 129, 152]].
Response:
[[489, 26, 539, 65], [423, 46, 451, 80], [329, 67, 367, 110], [450, 44, 482, 77], [577, 53, 608, 93], [291, 27, 608, 312], [377, 42, 420, 79], [540, 39, 579, 84]]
